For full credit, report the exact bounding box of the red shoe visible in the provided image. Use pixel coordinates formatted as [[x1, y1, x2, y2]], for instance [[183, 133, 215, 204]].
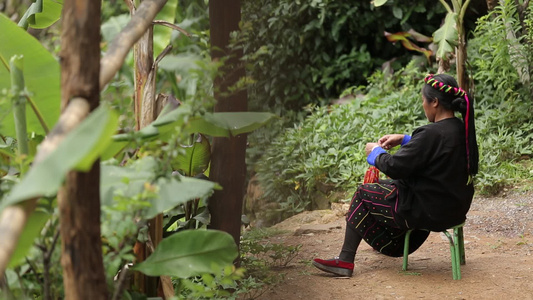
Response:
[[312, 257, 354, 277]]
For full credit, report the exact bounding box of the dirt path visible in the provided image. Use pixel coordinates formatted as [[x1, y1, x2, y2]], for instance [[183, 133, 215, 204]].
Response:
[[256, 190, 533, 300]]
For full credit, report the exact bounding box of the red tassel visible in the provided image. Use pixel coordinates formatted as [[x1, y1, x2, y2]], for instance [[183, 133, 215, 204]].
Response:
[[363, 166, 380, 184]]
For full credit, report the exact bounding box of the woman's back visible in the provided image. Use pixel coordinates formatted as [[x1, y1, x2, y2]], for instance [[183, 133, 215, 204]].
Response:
[[376, 118, 474, 231]]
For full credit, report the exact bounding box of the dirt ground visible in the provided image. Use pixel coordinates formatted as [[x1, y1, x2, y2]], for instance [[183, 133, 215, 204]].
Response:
[[256, 190, 533, 300]]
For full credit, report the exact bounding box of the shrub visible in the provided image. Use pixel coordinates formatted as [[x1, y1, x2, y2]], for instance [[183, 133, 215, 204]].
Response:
[[468, 0, 533, 193], [239, 0, 447, 113], [256, 63, 427, 215]]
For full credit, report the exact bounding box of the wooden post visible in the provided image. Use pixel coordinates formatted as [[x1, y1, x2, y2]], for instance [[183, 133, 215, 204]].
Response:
[[208, 0, 248, 253]]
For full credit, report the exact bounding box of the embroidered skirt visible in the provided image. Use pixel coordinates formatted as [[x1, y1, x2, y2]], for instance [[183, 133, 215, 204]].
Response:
[[346, 181, 429, 257]]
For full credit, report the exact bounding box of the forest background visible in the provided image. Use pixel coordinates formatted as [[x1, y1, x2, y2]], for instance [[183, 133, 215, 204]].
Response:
[[0, 0, 531, 299]]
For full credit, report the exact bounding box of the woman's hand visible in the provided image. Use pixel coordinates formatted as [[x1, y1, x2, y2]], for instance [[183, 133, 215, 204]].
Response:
[[378, 134, 405, 150], [365, 142, 379, 156]]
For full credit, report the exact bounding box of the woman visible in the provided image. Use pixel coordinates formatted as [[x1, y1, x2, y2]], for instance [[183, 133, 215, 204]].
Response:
[[312, 74, 479, 277]]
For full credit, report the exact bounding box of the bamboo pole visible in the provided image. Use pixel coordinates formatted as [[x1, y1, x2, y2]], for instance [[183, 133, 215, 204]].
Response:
[[0, 0, 168, 280], [10, 55, 29, 173]]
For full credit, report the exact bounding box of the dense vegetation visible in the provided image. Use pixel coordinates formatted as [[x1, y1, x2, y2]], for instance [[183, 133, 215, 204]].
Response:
[[0, 0, 531, 299], [239, 0, 447, 113], [254, 1, 533, 220]]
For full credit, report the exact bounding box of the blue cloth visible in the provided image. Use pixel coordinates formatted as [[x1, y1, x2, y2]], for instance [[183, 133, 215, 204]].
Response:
[[367, 146, 386, 166], [401, 135, 412, 146]]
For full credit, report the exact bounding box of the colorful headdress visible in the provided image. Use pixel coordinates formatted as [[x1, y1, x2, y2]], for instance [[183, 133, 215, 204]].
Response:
[[424, 74, 466, 97], [424, 74, 478, 177]]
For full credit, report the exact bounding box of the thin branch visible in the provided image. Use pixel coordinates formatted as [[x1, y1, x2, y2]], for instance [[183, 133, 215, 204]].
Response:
[[25, 94, 50, 134], [100, 0, 168, 90], [123, 0, 135, 12], [111, 264, 130, 300], [24, 257, 43, 286], [44, 230, 59, 261], [0, 204, 35, 281], [154, 44, 173, 66], [152, 20, 191, 37], [41, 231, 59, 300], [0, 272, 14, 299]]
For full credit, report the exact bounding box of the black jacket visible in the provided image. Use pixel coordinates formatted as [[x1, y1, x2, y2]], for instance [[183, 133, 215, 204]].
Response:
[[375, 118, 474, 231]]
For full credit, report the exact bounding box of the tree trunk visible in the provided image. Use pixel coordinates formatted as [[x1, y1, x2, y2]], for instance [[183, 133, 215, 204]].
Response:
[[58, 0, 109, 299], [130, 2, 162, 296], [456, 24, 468, 90], [208, 0, 247, 252]]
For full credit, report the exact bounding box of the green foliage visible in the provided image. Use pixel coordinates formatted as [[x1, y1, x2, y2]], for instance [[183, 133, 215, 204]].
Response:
[[186, 112, 278, 137], [239, 0, 446, 113], [1, 105, 118, 211], [7, 211, 49, 268], [133, 230, 238, 278], [468, 0, 533, 193], [0, 13, 60, 137], [256, 64, 426, 214], [153, 0, 178, 57], [17, 0, 62, 29], [173, 265, 246, 300], [434, 12, 458, 59], [172, 134, 211, 176], [234, 228, 300, 299]]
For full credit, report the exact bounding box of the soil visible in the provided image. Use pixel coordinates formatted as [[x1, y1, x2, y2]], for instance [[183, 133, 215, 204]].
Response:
[[255, 190, 533, 300]]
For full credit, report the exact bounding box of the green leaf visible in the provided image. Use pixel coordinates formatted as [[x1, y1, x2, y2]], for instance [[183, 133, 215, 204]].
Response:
[[384, 31, 432, 60], [132, 230, 238, 278], [158, 54, 202, 72], [112, 103, 191, 143], [433, 12, 458, 59], [143, 175, 219, 219], [187, 112, 278, 137], [32, 0, 62, 29], [392, 6, 403, 19], [18, 0, 62, 29], [8, 210, 49, 268], [172, 134, 211, 176], [101, 140, 129, 161], [100, 156, 158, 207], [153, 0, 178, 57], [101, 14, 130, 43], [372, 0, 388, 7], [0, 106, 118, 210], [0, 14, 60, 136]]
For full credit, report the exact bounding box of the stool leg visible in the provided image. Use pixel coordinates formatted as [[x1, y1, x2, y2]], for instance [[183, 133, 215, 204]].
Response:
[[444, 231, 460, 280], [453, 229, 462, 280], [402, 230, 412, 271], [456, 226, 466, 265]]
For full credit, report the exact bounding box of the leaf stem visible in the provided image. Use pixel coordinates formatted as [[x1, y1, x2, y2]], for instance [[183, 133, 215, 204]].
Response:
[[439, 0, 453, 13], [25, 94, 50, 134], [459, 0, 472, 22]]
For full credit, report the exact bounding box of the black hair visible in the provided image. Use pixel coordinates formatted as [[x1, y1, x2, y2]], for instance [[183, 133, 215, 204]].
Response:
[[423, 74, 479, 176], [422, 75, 466, 113]]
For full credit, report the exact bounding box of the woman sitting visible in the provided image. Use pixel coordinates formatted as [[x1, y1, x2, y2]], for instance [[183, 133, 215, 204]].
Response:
[[313, 74, 479, 277]]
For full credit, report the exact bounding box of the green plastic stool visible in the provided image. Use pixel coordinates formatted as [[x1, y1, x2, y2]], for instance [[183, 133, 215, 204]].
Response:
[[402, 223, 466, 280]]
